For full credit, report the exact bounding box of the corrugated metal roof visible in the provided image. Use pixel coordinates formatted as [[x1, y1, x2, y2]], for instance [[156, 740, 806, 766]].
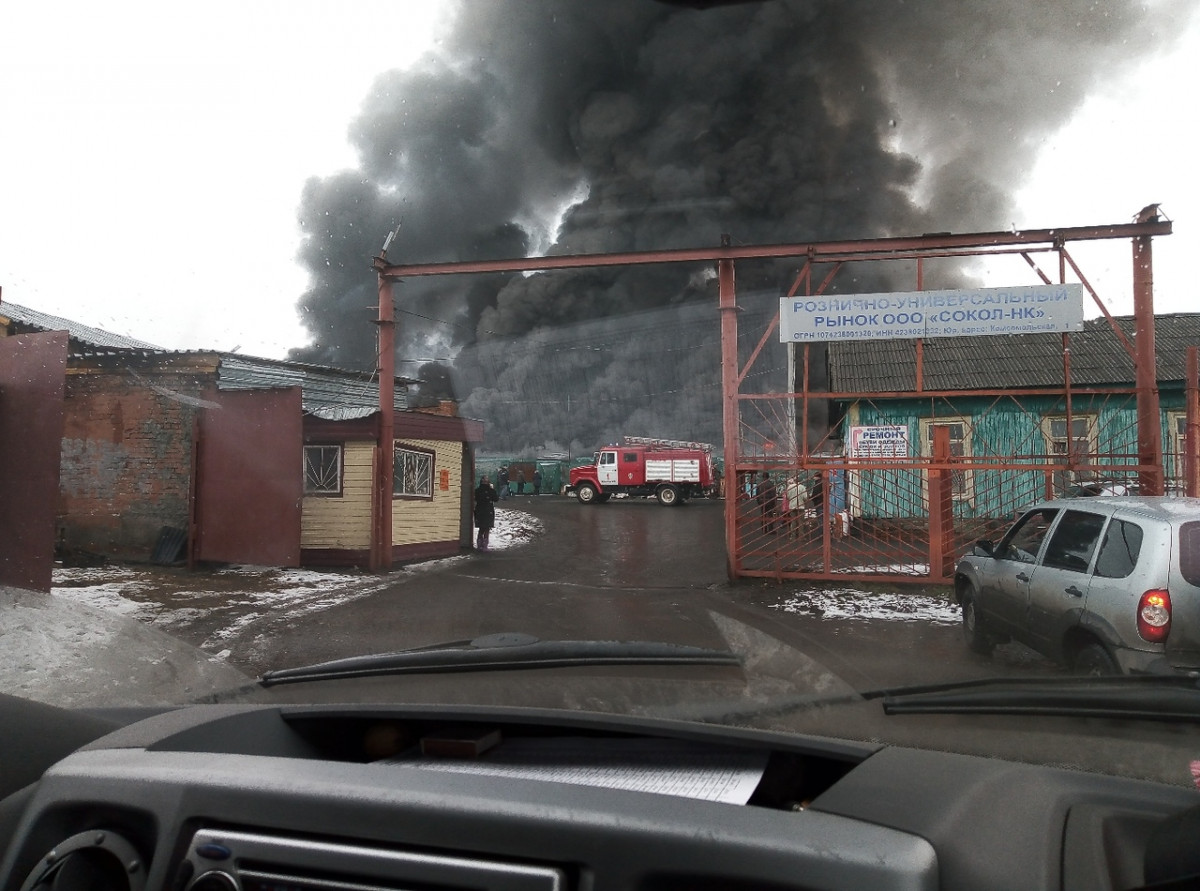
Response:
[[217, 354, 408, 416], [828, 313, 1200, 392], [0, 300, 162, 351], [3, 300, 419, 415]]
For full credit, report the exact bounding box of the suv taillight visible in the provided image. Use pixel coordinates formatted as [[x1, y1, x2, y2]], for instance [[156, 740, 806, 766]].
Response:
[[1136, 588, 1172, 643]]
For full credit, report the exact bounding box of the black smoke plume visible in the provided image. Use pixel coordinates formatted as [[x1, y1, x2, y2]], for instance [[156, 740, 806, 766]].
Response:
[[291, 0, 1187, 452]]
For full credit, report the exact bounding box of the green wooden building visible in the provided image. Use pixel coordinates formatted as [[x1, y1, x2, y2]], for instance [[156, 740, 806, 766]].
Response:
[[825, 313, 1200, 521]]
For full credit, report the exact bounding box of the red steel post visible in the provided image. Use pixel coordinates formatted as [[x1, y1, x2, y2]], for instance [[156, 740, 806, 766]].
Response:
[[718, 236, 740, 580], [928, 425, 954, 581], [1132, 207, 1164, 495], [1187, 346, 1199, 497], [371, 258, 396, 571]]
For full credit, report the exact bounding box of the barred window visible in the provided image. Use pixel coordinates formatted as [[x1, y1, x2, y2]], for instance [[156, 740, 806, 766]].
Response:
[[393, 445, 434, 499], [304, 444, 343, 495]]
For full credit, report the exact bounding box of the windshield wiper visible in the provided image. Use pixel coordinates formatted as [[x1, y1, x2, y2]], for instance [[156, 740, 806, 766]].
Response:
[[869, 675, 1200, 723], [259, 632, 741, 687]]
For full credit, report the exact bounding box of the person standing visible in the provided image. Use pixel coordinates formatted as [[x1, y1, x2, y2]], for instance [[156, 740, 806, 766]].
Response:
[[783, 473, 808, 537], [516, 470, 526, 495], [532, 468, 542, 496], [756, 471, 778, 533], [473, 476, 498, 550], [498, 465, 510, 500], [809, 469, 825, 530]]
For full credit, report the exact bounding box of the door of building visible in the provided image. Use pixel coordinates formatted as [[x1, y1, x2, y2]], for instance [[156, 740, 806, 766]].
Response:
[[191, 387, 302, 567]]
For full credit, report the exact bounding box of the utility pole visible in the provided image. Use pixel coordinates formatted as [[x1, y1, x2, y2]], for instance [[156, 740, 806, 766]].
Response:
[[1132, 204, 1164, 495]]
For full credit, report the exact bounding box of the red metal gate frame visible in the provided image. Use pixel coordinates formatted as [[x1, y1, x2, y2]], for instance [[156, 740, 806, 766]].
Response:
[[372, 214, 1176, 582]]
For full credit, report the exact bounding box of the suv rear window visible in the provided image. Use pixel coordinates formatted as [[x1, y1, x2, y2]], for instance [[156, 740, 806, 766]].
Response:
[[1181, 522, 1200, 587]]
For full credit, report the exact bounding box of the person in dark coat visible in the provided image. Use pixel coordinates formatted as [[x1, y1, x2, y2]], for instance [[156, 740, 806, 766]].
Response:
[[532, 468, 542, 496], [756, 471, 778, 533], [516, 470, 526, 495], [497, 465, 509, 499], [473, 477, 498, 550]]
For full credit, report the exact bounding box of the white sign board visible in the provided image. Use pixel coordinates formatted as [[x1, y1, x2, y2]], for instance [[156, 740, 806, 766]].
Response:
[[779, 283, 1084, 342], [848, 426, 909, 458]]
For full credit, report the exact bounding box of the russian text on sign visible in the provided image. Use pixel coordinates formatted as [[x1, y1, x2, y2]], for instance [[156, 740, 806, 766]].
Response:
[[779, 283, 1084, 342]]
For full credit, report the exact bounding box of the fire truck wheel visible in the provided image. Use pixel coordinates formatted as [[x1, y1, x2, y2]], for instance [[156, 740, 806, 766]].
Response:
[[576, 483, 599, 504], [657, 484, 680, 506]]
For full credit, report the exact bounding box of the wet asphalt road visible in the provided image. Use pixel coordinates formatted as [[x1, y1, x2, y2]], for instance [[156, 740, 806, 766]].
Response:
[[233, 495, 1058, 689]]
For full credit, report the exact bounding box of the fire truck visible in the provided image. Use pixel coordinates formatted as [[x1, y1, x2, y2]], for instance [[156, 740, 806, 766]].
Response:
[[566, 437, 717, 506]]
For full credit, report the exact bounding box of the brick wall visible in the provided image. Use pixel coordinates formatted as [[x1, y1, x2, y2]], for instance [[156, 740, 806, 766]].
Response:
[[58, 369, 211, 561]]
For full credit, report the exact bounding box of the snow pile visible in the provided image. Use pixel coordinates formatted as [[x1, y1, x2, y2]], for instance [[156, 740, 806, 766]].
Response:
[[490, 508, 543, 550], [772, 587, 961, 626], [0, 586, 249, 707]]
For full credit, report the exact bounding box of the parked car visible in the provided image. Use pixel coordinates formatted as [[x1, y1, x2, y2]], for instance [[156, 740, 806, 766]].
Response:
[[955, 497, 1200, 675], [1063, 479, 1138, 497]]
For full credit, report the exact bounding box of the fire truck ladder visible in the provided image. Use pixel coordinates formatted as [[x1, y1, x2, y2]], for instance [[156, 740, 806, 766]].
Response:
[[622, 436, 716, 451]]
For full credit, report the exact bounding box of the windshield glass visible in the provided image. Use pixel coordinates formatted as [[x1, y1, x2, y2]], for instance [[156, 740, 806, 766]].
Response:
[[2, 0, 1200, 780]]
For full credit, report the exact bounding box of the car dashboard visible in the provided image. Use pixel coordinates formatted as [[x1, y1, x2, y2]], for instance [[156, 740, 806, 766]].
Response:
[[1, 696, 1197, 891]]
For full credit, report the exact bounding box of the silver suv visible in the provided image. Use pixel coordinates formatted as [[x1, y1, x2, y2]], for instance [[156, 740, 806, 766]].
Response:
[[954, 497, 1200, 676]]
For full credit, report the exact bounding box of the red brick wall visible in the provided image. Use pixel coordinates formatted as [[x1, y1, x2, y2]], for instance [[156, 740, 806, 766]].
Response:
[[58, 370, 210, 561]]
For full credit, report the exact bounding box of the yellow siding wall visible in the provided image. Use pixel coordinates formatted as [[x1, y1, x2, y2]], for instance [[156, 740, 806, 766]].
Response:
[[301, 438, 464, 551], [301, 440, 373, 549], [393, 439, 463, 545]]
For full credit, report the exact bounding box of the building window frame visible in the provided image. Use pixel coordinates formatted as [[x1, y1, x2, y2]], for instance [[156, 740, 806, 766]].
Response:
[[1041, 413, 1098, 463], [393, 443, 435, 500], [919, 417, 973, 503], [303, 444, 343, 496], [1041, 413, 1099, 492], [1168, 411, 1189, 484]]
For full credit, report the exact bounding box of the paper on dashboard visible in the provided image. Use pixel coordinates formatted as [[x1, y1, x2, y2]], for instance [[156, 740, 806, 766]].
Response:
[[380, 736, 767, 805]]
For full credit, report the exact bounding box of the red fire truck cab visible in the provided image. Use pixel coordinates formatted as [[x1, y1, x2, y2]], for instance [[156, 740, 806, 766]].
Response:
[[566, 437, 717, 506]]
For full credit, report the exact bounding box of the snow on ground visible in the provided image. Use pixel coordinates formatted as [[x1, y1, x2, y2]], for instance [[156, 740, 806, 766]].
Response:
[[490, 508, 543, 550], [0, 585, 250, 707], [771, 586, 961, 625], [46, 509, 545, 653]]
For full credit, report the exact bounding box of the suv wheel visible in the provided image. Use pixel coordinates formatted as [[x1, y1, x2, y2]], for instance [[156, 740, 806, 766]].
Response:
[[1072, 642, 1119, 676], [961, 589, 995, 655]]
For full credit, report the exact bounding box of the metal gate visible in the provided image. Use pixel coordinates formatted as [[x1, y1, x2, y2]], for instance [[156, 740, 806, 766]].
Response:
[[724, 216, 1199, 584], [731, 387, 1198, 584], [370, 211, 1194, 585], [0, 331, 68, 591]]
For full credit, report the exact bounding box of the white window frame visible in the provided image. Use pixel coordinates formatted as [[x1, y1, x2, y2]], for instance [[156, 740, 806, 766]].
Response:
[[919, 417, 973, 503], [393, 444, 434, 500], [1041, 413, 1098, 491], [1041, 414, 1098, 463], [1168, 411, 1190, 487], [303, 444, 343, 496]]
